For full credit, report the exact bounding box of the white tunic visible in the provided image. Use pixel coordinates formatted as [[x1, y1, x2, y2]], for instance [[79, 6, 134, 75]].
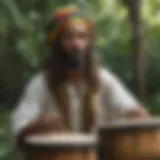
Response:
[[11, 68, 139, 136]]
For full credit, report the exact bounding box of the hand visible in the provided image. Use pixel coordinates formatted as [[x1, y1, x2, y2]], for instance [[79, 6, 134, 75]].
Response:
[[36, 113, 64, 132], [17, 113, 65, 148], [124, 107, 149, 119]]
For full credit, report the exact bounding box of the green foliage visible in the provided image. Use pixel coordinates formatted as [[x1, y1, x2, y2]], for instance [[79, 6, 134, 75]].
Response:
[[0, 0, 160, 109], [0, 0, 160, 159], [0, 109, 12, 160]]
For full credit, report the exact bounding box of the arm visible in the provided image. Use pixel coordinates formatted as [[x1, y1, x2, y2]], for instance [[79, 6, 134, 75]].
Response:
[[100, 68, 148, 119], [11, 74, 43, 136], [11, 73, 63, 148]]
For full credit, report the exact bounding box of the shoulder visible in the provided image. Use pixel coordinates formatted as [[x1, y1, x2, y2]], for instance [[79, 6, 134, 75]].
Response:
[[23, 71, 47, 95], [99, 67, 122, 87], [27, 72, 45, 88], [98, 67, 129, 95]]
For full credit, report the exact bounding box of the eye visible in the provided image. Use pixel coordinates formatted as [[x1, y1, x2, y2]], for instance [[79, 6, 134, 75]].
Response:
[[62, 32, 73, 41], [62, 32, 72, 41]]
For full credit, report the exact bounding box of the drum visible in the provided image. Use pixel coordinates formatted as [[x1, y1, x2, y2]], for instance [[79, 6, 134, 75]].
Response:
[[99, 118, 160, 160], [23, 133, 97, 160]]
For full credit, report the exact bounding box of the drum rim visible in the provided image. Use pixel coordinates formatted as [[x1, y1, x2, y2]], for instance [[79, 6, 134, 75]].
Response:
[[24, 133, 97, 150], [99, 118, 160, 131], [99, 125, 160, 132]]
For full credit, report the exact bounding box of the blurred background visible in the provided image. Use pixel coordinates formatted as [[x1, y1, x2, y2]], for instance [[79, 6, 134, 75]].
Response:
[[0, 0, 160, 159]]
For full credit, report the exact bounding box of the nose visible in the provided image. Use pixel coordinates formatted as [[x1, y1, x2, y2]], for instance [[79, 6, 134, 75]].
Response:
[[72, 37, 79, 44], [71, 37, 82, 48]]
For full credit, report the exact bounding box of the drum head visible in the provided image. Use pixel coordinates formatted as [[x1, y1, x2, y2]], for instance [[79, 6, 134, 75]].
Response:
[[99, 117, 160, 131], [24, 133, 97, 151]]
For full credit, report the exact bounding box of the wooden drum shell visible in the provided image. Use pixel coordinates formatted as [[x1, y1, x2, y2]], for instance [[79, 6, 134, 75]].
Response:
[[24, 134, 97, 160], [99, 119, 160, 160]]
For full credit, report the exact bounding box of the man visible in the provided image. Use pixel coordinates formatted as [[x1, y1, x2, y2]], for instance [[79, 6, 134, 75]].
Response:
[[11, 5, 148, 148]]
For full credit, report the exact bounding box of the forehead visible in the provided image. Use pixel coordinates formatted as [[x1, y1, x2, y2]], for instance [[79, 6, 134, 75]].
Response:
[[63, 22, 89, 34]]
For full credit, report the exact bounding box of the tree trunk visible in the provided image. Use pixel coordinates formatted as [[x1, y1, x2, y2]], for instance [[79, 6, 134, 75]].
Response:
[[124, 0, 146, 104]]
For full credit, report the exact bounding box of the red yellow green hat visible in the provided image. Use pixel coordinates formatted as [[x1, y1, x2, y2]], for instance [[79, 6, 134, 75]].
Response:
[[45, 5, 94, 46]]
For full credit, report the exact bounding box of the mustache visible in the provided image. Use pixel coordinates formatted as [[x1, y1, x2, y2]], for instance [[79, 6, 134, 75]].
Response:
[[60, 47, 87, 69], [70, 46, 85, 54]]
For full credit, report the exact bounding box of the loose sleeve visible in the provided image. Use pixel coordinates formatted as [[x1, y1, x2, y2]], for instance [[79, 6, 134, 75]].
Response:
[[11, 73, 45, 136], [100, 68, 140, 119]]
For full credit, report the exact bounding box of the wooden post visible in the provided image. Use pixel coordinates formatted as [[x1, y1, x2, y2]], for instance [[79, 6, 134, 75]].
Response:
[[123, 0, 146, 104]]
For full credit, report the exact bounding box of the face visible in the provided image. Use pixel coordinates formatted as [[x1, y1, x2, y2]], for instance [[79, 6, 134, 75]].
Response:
[[60, 22, 90, 59]]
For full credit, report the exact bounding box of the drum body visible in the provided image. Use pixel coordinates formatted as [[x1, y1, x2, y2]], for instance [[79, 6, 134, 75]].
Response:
[[24, 133, 97, 160], [99, 118, 160, 160]]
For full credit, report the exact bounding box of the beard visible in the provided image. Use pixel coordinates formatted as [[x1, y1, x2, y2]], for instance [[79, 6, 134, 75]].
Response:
[[60, 46, 87, 70]]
